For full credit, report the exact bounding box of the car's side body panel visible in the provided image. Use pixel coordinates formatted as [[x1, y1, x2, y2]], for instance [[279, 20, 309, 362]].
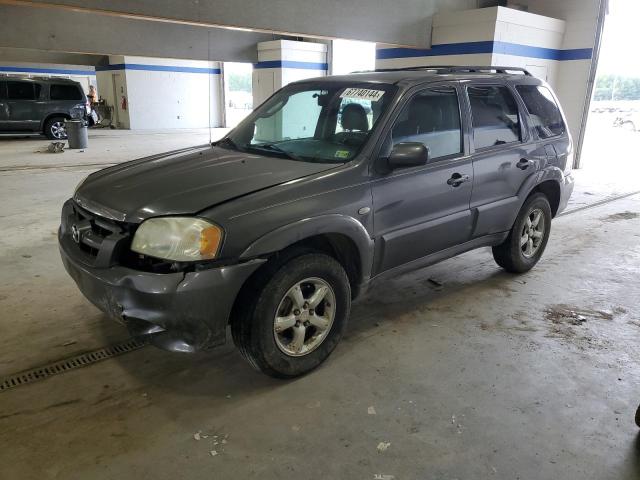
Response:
[[59, 69, 574, 355], [0, 77, 86, 134]]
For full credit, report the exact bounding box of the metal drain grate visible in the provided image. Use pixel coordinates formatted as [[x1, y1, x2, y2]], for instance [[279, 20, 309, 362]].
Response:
[[0, 338, 148, 392]]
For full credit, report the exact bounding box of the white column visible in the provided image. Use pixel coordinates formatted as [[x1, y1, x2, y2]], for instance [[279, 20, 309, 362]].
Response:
[[252, 40, 328, 107]]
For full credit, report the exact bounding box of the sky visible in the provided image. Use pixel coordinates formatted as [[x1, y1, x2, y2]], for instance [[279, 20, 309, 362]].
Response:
[[596, 0, 640, 76]]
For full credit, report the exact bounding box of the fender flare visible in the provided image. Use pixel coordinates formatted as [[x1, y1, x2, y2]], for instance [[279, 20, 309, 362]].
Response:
[[516, 166, 563, 204], [239, 214, 375, 284]]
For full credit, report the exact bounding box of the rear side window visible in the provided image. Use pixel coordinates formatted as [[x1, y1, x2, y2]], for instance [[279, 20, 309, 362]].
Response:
[[50, 84, 83, 101], [7, 81, 41, 100], [516, 85, 565, 138], [391, 87, 462, 160], [468, 85, 521, 149]]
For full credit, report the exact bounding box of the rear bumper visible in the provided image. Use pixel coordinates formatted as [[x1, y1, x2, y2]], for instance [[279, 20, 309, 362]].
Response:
[[59, 230, 265, 352], [557, 172, 574, 215]]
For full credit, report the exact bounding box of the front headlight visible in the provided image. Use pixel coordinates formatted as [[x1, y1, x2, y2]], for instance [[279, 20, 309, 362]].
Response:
[[131, 217, 223, 262]]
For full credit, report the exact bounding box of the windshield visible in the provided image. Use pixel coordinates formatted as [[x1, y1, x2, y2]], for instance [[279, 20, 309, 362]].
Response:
[[219, 82, 397, 163]]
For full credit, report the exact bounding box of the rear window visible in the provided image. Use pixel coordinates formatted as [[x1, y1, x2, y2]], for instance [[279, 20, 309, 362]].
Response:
[[468, 85, 521, 149], [516, 85, 565, 138], [50, 84, 83, 101], [7, 81, 41, 100]]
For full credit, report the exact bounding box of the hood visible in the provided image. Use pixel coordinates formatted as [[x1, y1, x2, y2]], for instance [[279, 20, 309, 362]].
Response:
[[74, 145, 337, 223]]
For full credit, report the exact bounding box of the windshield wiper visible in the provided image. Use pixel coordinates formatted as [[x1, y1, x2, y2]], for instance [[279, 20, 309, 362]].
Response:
[[247, 143, 303, 161]]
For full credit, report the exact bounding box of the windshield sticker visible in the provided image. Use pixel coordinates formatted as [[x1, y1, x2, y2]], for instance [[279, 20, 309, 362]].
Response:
[[340, 88, 385, 101], [334, 150, 351, 159]]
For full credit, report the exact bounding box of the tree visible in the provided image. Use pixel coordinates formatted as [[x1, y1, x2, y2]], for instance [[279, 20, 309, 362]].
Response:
[[227, 73, 252, 93]]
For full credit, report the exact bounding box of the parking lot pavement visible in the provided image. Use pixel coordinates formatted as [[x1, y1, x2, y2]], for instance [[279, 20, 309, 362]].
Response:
[[0, 128, 228, 170], [1, 193, 639, 480]]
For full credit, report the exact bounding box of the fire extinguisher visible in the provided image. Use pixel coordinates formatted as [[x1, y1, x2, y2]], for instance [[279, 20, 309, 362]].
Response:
[[120, 95, 127, 111]]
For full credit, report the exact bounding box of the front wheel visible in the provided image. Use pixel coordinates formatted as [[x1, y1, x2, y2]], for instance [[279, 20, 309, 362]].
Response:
[[492, 192, 552, 273], [635, 403, 640, 428], [231, 253, 351, 378]]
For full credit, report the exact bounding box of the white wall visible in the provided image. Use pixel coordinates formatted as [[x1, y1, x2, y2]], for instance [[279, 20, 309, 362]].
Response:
[[96, 55, 224, 130], [252, 40, 327, 107]]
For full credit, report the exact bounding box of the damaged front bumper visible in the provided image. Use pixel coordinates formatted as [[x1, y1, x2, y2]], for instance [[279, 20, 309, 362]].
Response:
[[59, 231, 264, 352]]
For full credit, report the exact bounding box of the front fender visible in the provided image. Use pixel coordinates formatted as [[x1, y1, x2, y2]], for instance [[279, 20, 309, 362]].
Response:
[[239, 214, 375, 284]]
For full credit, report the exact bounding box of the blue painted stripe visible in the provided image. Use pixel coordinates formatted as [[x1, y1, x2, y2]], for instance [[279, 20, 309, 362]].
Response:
[[254, 60, 328, 70], [95, 63, 221, 74], [0, 66, 96, 75], [376, 41, 592, 61]]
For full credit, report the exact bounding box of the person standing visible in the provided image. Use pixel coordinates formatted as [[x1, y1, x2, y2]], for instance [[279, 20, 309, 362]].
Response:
[[87, 85, 97, 104]]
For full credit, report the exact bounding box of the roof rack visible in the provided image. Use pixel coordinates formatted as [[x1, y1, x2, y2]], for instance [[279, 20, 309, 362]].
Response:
[[374, 65, 532, 76]]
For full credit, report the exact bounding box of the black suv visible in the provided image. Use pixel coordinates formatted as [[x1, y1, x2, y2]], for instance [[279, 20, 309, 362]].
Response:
[[0, 76, 88, 139], [60, 66, 574, 377]]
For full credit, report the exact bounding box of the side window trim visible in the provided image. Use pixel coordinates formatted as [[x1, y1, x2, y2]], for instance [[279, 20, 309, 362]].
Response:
[[514, 84, 566, 140], [6, 81, 37, 101], [465, 82, 526, 154], [370, 81, 469, 176], [392, 83, 465, 163]]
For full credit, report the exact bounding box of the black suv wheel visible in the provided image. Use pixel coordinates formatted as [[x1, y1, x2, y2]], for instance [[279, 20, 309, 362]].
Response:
[[44, 116, 68, 140], [492, 192, 552, 273], [231, 252, 351, 378]]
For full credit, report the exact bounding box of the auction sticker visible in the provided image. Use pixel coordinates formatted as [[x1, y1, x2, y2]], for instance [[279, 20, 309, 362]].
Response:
[[340, 88, 385, 101]]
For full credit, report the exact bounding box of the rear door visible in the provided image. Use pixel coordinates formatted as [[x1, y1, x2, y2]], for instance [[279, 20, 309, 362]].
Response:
[[515, 84, 572, 172], [372, 83, 474, 273], [465, 82, 541, 237], [4, 80, 43, 131]]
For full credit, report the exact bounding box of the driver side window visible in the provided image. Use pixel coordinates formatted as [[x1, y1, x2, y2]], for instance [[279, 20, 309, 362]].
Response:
[[391, 87, 463, 160]]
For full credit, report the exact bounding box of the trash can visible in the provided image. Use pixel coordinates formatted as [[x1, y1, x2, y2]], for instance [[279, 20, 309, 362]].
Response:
[[65, 119, 88, 149]]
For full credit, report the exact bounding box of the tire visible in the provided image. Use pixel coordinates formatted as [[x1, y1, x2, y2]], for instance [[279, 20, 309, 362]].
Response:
[[492, 192, 552, 273], [231, 252, 351, 378], [44, 116, 68, 140], [636, 404, 640, 428]]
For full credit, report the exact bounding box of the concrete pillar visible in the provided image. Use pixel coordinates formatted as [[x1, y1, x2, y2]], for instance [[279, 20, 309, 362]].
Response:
[[252, 40, 328, 107], [375, 6, 595, 147], [95, 55, 224, 130]]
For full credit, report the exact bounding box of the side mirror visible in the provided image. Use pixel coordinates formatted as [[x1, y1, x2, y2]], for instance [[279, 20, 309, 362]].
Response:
[[387, 142, 428, 169]]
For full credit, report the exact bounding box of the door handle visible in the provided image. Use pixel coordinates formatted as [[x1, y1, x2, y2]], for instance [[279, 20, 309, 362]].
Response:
[[447, 172, 470, 187], [517, 158, 533, 170]]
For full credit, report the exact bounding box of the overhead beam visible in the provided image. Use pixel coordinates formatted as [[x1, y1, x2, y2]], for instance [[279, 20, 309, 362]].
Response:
[[0, 0, 483, 47], [0, 4, 286, 63]]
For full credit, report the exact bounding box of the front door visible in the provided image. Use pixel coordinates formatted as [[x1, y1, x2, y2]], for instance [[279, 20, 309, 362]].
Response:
[[372, 85, 474, 274]]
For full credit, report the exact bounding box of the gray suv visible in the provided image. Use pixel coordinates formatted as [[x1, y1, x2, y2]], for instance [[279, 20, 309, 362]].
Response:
[[0, 76, 88, 139], [59, 66, 574, 377]]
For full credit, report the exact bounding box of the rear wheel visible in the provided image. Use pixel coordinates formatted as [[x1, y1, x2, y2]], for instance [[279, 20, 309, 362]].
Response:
[[231, 252, 351, 378], [44, 116, 67, 140], [492, 193, 552, 273]]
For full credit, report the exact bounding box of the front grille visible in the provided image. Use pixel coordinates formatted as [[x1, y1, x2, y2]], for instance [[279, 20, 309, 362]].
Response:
[[61, 199, 133, 268]]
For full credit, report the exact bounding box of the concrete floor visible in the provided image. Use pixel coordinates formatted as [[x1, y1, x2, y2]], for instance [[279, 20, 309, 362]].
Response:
[[1, 128, 639, 479]]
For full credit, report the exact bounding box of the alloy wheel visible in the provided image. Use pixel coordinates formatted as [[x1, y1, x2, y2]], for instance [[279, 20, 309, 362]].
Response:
[[50, 121, 67, 139], [520, 208, 545, 258], [273, 277, 336, 356]]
